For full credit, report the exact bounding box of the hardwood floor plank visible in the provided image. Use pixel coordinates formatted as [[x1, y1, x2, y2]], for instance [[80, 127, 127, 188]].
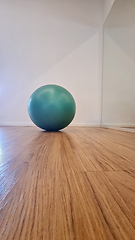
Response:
[[83, 171, 135, 240], [0, 126, 135, 239]]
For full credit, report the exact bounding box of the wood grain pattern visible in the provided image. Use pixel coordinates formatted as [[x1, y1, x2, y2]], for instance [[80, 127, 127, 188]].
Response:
[[0, 126, 135, 239]]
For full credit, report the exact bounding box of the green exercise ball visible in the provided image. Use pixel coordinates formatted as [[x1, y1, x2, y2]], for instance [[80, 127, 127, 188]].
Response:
[[28, 84, 76, 131]]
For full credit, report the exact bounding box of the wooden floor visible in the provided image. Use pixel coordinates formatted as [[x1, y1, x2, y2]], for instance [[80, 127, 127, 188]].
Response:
[[0, 126, 135, 240], [103, 126, 135, 133]]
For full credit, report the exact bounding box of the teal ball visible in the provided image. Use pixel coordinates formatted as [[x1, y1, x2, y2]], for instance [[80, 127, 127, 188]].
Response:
[[28, 84, 76, 131]]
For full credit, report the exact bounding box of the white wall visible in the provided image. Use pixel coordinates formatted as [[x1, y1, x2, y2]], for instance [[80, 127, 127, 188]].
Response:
[[102, 34, 135, 126], [102, 0, 135, 126], [0, 0, 103, 127], [103, 0, 115, 23]]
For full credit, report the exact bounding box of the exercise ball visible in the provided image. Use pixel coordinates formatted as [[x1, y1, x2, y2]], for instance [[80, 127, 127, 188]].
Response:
[[28, 84, 76, 131]]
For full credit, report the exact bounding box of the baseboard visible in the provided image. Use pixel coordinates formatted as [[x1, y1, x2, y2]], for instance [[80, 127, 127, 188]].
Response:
[[71, 123, 101, 127], [102, 124, 135, 128], [0, 122, 34, 126]]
